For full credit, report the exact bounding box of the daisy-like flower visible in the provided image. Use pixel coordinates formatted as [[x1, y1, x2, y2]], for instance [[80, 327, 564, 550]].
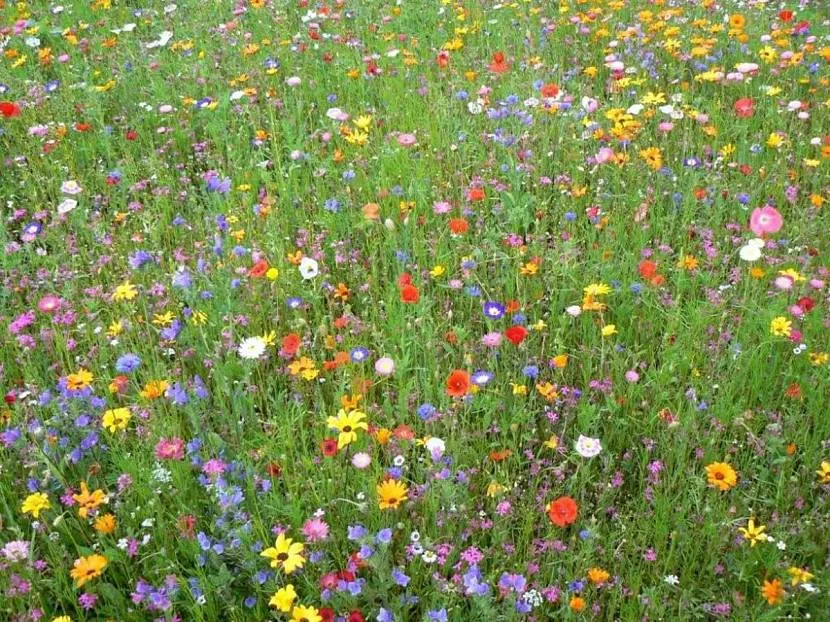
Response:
[[260, 533, 306, 574], [575, 435, 602, 458], [21, 492, 50, 518], [238, 336, 266, 359], [326, 409, 368, 449], [298, 257, 319, 280], [705, 462, 738, 491], [377, 478, 409, 510], [739, 518, 767, 546], [69, 554, 108, 587]]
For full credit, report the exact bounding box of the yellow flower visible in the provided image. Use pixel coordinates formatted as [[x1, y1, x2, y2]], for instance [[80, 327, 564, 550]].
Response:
[[678, 255, 699, 270], [639, 146, 663, 170], [353, 115, 372, 130], [261, 533, 306, 574], [486, 481, 506, 497], [52, 617, 72, 622], [326, 409, 368, 449], [510, 383, 528, 396], [291, 606, 322, 622], [106, 320, 124, 337], [190, 310, 208, 326], [583, 283, 612, 297], [70, 554, 108, 587], [66, 368, 94, 391], [429, 265, 445, 278], [761, 578, 784, 605], [705, 462, 737, 491], [102, 407, 131, 433], [544, 435, 559, 450], [266, 267, 279, 280], [766, 132, 784, 149], [152, 312, 175, 326], [551, 354, 569, 369], [769, 316, 792, 337], [739, 518, 768, 546], [288, 356, 319, 380], [140, 380, 170, 399], [520, 261, 538, 276], [787, 566, 814, 586], [73, 482, 107, 518], [587, 567, 610, 585], [94, 513, 117, 534], [113, 281, 138, 301], [601, 324, 617, 337], [21, 492, 50, 518], [269, 584, 297, 612], [377, 478, 409, 510], [816, 461, 830, 484]]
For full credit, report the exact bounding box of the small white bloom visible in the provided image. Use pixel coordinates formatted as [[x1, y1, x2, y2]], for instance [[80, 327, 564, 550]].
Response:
[[565, 305, 582, 317], [664, 574, 680, 586], [298, 257, 319, 280], [575, 434, 602, 458], [422, 550, 437, 563], [739, 244, 762, 262], [238, 336, 266, 360]]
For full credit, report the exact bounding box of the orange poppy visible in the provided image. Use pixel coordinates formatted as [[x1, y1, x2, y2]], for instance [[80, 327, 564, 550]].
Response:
[[489, 51, 510, 73], [547, 496, 578, 527], [445, 369, 470, 397]]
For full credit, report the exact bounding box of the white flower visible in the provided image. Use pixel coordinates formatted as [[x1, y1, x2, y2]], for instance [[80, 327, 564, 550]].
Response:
[[57, 199, 77, 214], [664, 574, 680, 586], [61, 180, 82, 195], [285, 76, 302, 87], [422, 550, 437, 563], [565, 305, 582, 317], [575, 434, 602, 458], [351, 452, 371, 469], [298, 257, 319, 280], [326, 107, 349, 121], [238, 336, 266, 360], [425, 437, 446, 460], [467, 100, 483, 115], [776, 540, 786, 551], [738, 244, 762, 262]]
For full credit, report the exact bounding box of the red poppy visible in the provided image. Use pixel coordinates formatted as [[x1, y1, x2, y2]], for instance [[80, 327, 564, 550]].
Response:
[[733, 98, 754, 118], [541, 83, 559, 98], [436, 50, 449, 68], [321, 438, 338, 457], [449, 218, 469, 234], [445, 369, 470, 397], [504, 325, 528, 345], [489, 51, 510, 74], [282, 333, 301, 356], [75, 122, 92, 132], [397, 272, 412, 287], [319, 608, 335, 622], [265, 462, 282, 477], [505, 299, 521, 313], [249, 259, 269, 278], [125, 129, 138, 140], [739, 164, 752, 176], [778, 10, 794, 22], [347, 612, 365, 622], [393, 424, 415, 440], [796, 296, 815, 312], [400, 283, 420, 304], [0, 101, 21, 118], [547, 496, 578, 527], [467, 188, 485, 202], [638, 260, 657, 279]]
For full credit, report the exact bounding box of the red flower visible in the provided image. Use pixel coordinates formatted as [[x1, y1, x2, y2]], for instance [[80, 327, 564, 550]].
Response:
[[638, 260, 657, 279], [504, 325, 528, 345], [778, 10, 793, 22], [400, 283, 420, 304], [125, 129, 138, 140], [449, 218, 469, 234], [796, 296, 815, 312], [467, 187, 485, 202], [436, 50, 449, 68], [4, 392, 15, 405], [319, 608, 336, 622], [540, 83, 559, 98], [0, 101, 21, 118], [347, 612, 365, 622], [547, 496, 578, 527], [282, 333, 301, 356], [249, 259, 269, 278], [321, 438, 338, 457], [733, 98, 754, 118], [75, 122, 92, 132], [445, 369, 470, 397], [397, 272, 412, 287], [489, 51, 510, 74]]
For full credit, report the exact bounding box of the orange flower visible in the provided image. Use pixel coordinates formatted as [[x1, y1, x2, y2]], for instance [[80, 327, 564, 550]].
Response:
[[547, 496, 578, 527], [761, 579, 785, 605], [400, 284, 420, 304], [445, 369, 470, 397], [448, 218, 469, 234], [489, 51, 510, 73]]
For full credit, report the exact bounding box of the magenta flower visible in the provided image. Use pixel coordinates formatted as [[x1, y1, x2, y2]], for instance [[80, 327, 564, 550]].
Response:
[[749, 206, 783, 236]]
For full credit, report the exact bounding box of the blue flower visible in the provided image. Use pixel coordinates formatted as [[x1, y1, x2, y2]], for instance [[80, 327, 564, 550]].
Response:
[[115, 353, 141, 373]]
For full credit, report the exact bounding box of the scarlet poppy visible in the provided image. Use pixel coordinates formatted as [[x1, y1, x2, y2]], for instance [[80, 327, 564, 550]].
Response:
[[347, 611, 365, 622], [249, 259, 269, 278], [733, 98, 754, 118], [540, 83, 559, 98], [400, 283, 420, 304], [449, 218, 469, 234], [282, 333, 301, 356], [0, 101, 21, 118], [504, 325, 528, 345], [778, 10, 793, 22], [445, 369, 470, 397], [321, 438, 338, 457], [397, 272, 412, 287], [489, 51, 510, 73], [547, 496, 578, 527], [638, 260, 657, 279], [319, 608, 336, 622], [467, 188, 485, 202], [436, 50, 449, 68]]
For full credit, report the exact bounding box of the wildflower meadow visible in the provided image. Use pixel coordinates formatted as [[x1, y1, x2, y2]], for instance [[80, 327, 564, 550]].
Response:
[[1, 0, 829, 620]]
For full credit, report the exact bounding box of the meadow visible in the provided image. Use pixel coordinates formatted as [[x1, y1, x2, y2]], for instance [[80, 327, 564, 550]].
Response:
[[1, 0, 829, 620]]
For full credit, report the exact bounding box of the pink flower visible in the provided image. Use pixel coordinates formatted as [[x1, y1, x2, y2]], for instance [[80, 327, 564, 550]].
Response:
[[37, 296, 62, 314], [396, 133, 417, 147], [154, 437, 184, 460], [749, 206, 783, 236], [595, 147, 614, 164], [302, 517, 330, 542], [481, 332, 502, 347]]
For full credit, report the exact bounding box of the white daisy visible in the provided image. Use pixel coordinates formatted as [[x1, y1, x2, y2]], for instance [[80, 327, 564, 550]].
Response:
[[238, 336, 266, 360]]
